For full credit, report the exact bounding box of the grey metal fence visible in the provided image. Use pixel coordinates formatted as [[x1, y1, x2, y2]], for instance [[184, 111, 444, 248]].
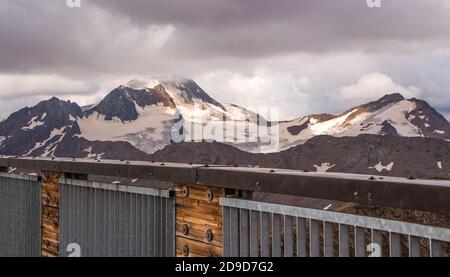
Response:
[[0, 173, 41, 257], [221, 198, 450, 257], [59, 179, 176, 257]]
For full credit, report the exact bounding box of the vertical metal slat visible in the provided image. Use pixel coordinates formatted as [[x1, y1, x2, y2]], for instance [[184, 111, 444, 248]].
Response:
[[239, 209, 250, 257], [355, 226, 366, 257], [310, 219, 320, 257], [272, 213, 282, 257], [261, 212, 270, 257], [324, 222, 334, 257], [390, 232, 401, 257], [229, 207, 240, 257], [284, 215, 294, 257], [249, 210, 259, 257]]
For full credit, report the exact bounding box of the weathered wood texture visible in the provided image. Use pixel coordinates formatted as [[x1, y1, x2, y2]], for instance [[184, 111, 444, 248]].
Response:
[[41, 171, 63, 257], [175, 184, 224, 257]]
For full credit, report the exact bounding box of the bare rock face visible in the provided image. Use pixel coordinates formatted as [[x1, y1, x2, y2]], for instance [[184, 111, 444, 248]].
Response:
[[149, 135, 450, 179]]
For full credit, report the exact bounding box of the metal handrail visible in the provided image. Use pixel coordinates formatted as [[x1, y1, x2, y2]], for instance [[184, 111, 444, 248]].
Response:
[[1, 156, 450, 214]]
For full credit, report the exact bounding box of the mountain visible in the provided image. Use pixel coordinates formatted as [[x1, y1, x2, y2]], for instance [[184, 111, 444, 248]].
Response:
[[1, 76, 449, 176], [149, 135, 450, 179], [279, 93, 450, 150], [0, 76, 267, 157]]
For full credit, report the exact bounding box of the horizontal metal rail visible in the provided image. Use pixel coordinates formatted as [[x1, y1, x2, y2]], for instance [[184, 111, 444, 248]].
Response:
[[1, 157, 450, 213], [221, 198, 450, 257], [60, 178, 173, 198]]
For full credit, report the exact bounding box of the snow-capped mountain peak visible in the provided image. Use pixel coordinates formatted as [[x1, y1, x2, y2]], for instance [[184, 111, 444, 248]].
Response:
[[1, 79, 449, 160], [279, 93, 450, 150]]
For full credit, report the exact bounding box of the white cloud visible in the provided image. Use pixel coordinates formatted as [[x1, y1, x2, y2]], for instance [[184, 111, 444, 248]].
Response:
[[0, 74, 93, 100], [339, 72, 421, 102]]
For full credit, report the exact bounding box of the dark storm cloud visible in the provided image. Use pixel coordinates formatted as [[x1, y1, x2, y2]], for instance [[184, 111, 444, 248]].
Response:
[[0, 0, 449, 120], [92, 0, 450, 56], [1, 0, 450, 74]]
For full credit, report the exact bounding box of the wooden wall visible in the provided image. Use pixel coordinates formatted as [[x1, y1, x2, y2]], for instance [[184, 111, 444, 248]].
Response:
[[41, 171, 62, 257], [175, 184, 224, 257]]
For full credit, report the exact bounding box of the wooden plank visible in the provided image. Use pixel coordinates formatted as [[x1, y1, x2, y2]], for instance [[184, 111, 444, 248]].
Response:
[[41, 171, 63, 257], [176, 222, 223, 246], [176, 236, 222, 257], [175, 185, 224, 204], [175, 184, 224, 257]]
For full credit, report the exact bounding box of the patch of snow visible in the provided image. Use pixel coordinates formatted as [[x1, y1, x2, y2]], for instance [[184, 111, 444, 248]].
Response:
[[437, 161, 443, 169], [370, 161, 394, 172], [82, 146, 105, 159], [0, 136, 5, 146], [22, 116, 45, 130], [419, 115, 426, 120], [132, 178, 138, 183], [309, 109, 358, 136], [41, 113, 47, 120], [69, 115, 77, 122], [112, 181, 121, 184], [314, 162, 336, 172], [25, 127, 67, 156], [78, 106, 175, 154], [323, 204, 332, 210], [434, 130, 445, 134], [424, 123, 431, 128], [309, 117, 318, 125]]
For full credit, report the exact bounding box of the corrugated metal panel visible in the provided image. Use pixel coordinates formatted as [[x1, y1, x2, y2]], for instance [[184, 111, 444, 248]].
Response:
[[59, 179, 175, 257], [0, 173, 41, 257]]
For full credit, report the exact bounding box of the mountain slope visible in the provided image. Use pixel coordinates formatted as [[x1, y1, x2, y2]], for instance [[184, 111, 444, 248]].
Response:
[[279, 93, 450, 150], [149, 134, 450, 178], [1, 77, 449, 162]]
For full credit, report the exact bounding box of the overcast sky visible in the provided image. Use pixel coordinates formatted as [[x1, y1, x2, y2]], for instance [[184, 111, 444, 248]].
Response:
[[1, 0, 450, 120]]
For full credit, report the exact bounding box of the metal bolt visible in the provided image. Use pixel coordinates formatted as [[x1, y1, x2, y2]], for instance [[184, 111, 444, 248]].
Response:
[[207, 189, 214, 202], [182, 224, 189, 236], [182, 185, 189, 198], [206, 229, 214, 242], [182, 245, 190, 257]]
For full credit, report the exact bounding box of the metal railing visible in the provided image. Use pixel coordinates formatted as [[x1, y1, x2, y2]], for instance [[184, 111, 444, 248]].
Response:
[[59, 179, 175, 257], [0, 173, 41, 257], [0, 156, 449, 257], [221, 198, 450, 257]]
